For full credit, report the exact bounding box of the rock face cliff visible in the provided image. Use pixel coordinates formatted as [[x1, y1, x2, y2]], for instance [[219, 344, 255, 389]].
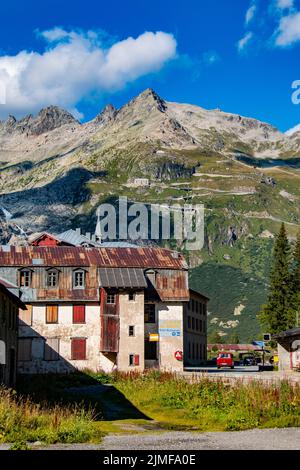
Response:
[[0, 87, 299, 235]]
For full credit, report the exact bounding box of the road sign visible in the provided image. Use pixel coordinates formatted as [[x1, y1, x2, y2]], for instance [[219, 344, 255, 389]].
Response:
[[149, 333, 159, 342], [263, 333, 271, 342], [252, 340, 265, 348], [174, 350, 183, 361]]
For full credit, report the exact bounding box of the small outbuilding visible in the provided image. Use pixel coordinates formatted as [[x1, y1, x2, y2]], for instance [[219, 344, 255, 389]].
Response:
[[274, 328, 300, 372]]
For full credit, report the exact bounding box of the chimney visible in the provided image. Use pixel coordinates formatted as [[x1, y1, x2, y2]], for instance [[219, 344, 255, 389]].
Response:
[[75, 228, 81, 235], [85, 232, 91, 240]]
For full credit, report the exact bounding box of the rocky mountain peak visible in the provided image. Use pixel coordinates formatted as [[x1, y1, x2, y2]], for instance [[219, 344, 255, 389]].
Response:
[[127, 88, 168, 114], [0, 106, 79, 136], [94, 104, 117, 125], [3, 115, 17, 132], [28, 106, 79, 135]]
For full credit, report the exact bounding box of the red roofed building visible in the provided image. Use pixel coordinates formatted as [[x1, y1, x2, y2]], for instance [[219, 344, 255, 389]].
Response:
[[0, 245, 208, 374]]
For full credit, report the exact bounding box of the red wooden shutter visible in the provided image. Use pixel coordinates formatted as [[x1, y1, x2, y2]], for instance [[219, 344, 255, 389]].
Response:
[[71, 338, 86, 360], [73, 305, 85, 324], [134, 354, 140, 366]]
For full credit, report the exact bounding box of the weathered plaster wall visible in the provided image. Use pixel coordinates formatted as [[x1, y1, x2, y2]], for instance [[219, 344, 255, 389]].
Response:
[[18, 303, 102, 373], [278, 338, 300, 372], [278, 343, 292, 372], [158, 303, 184, 372], [118, 291, 145, 372]]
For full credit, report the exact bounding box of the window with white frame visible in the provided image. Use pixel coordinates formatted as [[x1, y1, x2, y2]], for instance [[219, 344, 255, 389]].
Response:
[[106, 293, 116, 304], [19, 269, 32, 287], [47, 269, 59, 288], [73, 270, 85, 289]]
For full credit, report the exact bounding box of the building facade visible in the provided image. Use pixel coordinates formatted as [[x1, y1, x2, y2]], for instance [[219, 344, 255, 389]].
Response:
[[183, 289, 208, 366], [275, 328, 300, 372], [0, 245, 208, 374], [0, 278, 26, 386]]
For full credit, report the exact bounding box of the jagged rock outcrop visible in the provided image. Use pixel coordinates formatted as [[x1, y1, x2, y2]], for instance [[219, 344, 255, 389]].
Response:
[[27, 106, 79, 135], [94, 104, 117, 126], [0, 106, 79, 136]]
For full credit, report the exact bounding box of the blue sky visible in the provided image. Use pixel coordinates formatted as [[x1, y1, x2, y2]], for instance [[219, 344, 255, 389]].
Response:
[[0, 0, 300, 131]]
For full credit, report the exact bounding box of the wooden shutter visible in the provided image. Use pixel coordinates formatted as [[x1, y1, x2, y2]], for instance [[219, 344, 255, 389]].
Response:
[[18, 339, 32, 361], [73, 305, 85, 324], [46, 305, 58, 323], [71, 338, 86, 360], [19, 305, 32, 326], [44, 338, 59, 361], [134, 354, 140, 366]]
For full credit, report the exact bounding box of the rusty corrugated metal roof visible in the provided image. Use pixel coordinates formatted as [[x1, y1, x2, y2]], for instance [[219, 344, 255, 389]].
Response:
[[99, 268, 147, 288], [0, 246, 187, 270], [156, 288, 190, 302]]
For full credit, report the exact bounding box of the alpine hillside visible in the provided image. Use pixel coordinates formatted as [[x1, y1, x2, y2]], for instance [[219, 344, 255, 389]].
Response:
[[1, 88, 300, 341]]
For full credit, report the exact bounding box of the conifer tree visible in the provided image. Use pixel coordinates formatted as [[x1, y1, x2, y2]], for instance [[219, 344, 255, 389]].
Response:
[[259, 223, 292, 333], [289, 230, 300, 327]]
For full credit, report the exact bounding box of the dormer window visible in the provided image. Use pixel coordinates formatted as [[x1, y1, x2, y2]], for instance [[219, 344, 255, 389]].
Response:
[[19, 269, 32, 288], [73, 269, 85, 289], [47, 269, 59, 288]]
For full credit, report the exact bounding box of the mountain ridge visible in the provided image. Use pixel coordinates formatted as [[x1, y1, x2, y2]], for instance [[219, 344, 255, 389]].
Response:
[[1, 88, 299, 168]]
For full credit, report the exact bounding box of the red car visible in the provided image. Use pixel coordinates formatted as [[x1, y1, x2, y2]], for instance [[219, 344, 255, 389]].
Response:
[[217, 352, 234, 369]]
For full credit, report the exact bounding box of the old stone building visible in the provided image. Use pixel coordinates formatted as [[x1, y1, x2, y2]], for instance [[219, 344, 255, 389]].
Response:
[[0, 278, 26, 386], [0, 245, 208, 374]]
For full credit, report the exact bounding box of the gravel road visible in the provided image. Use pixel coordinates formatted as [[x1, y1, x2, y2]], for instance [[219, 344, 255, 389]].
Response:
[[1, 428, 299, 450]]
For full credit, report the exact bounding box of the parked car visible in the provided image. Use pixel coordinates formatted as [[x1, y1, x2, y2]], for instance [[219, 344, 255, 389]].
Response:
[[217, 352, 234, 369], [242, 355, 261, 366], [243, 356, 256, 366]]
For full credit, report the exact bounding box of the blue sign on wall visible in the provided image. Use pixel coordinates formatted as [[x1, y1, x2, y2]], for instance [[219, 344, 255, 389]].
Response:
[[159, 328, 181, 337]]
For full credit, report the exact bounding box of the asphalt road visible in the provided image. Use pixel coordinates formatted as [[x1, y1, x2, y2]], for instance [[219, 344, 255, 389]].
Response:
[[184, 366, 260, 373], [100, 428, 300, 450], [1, 428, 299, 450]]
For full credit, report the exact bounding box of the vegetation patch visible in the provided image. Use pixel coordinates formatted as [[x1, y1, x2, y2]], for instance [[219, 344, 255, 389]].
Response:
[[0, 386, 104, 445], [104, 372, 300, 432], [12, 371, 300, 442]]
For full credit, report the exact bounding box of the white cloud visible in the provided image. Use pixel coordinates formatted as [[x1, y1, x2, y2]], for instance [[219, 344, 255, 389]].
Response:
[[237, 32, 254, 51], [275, 12, 300, 45], [245, 4, 257, 25], [276, 0, 294, 10], [0, 28, 177, 119], [285, 123, 300, 135]]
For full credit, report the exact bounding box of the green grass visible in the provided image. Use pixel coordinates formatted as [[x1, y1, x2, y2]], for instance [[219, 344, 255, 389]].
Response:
[[12, 371, 300, 441], [113, 372, 300, 431], [0, 386, 104, 446]]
